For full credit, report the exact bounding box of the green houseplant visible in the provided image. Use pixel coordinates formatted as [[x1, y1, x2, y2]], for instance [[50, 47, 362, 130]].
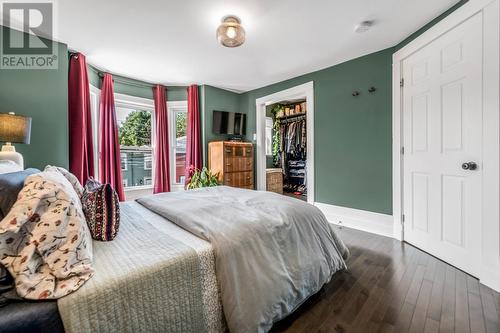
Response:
[[186, 166, 220, 189], [270, 104, 284, 167]]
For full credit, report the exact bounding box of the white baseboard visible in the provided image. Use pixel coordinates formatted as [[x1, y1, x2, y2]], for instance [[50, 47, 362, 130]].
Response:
[[315, 202, 396, 239], [480, 265, 500, 292]]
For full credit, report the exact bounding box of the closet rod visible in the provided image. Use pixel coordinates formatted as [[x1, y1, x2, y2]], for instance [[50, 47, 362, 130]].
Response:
[[278, 114, 306, 123]]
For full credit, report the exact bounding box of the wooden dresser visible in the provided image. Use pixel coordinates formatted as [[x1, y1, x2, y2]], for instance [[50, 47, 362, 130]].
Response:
[[208, 141, 254, 189]]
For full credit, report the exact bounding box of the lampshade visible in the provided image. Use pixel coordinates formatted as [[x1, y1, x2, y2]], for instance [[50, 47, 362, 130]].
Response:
[[216, 16, 245, 48], [0, 113, 32, 144]]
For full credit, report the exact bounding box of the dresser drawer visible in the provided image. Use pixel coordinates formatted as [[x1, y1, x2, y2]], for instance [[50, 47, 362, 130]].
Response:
[[225, 157, 253, 172], [224, 144, 253, 158], [240, 171, 253, 186], [224, 171, 253, 187]]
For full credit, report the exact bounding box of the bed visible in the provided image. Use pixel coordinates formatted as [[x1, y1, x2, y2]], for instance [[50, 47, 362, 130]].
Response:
[[57, 200, 226, 333], [1, 180, 348, 333]]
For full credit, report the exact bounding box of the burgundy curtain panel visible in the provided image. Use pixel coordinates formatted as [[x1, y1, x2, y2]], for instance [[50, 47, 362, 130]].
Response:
[[186, 85, 202, 179], [152, 85, 170, 193], [99, 73, 125, 201], [68, 53, 94, 185]]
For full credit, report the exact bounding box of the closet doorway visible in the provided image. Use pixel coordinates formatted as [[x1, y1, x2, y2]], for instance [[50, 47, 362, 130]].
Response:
[[255, 82, 314, 204]]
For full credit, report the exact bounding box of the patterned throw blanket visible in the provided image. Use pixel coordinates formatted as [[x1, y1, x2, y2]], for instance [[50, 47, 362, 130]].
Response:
[[57, 205, 207, 333], [0, 170, 93, 300], [137, 186, 348, 333]]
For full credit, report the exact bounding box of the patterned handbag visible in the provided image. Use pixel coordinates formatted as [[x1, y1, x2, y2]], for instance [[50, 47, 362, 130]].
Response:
[[82, 178, 120, 241]]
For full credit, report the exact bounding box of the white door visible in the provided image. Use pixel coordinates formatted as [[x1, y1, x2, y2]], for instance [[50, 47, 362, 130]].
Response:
[[402, 13, 483, 276]]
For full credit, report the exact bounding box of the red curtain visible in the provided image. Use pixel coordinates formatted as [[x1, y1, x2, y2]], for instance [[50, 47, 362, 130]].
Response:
[[186, 85, 202, 180], [99, 73, 125, 201], [68, 53, 94, 185], [152, 85, 170, 193]]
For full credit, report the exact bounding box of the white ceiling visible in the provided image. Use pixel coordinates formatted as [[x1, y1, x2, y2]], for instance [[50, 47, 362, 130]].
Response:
[[53, 0, 460, 92]]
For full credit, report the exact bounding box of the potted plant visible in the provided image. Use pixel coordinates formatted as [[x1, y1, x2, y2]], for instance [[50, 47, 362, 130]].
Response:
[[185, 166, 220, 189]]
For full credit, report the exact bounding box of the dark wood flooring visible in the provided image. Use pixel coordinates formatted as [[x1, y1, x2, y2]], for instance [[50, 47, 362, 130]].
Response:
[[271, 226, 500, 333]]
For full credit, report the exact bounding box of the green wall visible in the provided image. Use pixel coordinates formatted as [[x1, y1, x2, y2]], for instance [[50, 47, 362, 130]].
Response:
[[87, 66, 187, 101], [200, 85, 241, 164], [0, 26, 69, 170], [239, 49, 393, 214], [237, 0, 468, 215], [0, 0, 466, 211]]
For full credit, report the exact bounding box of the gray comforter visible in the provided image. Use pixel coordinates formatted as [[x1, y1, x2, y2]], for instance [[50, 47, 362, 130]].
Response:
[[137, 186, 348, 333]]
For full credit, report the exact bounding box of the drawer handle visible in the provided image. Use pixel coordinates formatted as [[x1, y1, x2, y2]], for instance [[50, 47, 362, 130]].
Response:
[[225, 149, 232, 153]]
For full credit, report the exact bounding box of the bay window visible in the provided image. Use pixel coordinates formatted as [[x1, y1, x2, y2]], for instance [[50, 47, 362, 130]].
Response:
[[89, 85, 188, 199]]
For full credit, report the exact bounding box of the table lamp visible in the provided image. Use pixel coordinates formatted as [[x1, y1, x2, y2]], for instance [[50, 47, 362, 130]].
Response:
[[0, 112, 32, 169]]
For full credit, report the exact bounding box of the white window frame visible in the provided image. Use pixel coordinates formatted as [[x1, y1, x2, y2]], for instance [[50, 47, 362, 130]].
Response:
[[143, 153, 152, 170], [89, 85, 156, 197], [167, 100, 188, 191], [89, 85, 101, 180], [120, 152, 128, 171], [143, 176, 152, 186], [114, 93, 156, 193]]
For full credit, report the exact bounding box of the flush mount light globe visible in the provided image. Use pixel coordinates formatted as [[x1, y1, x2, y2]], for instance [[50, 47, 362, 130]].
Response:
[[217, 16, 245, 47]]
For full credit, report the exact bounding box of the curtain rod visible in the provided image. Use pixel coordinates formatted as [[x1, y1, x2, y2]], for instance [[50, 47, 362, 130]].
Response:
[[97, 72, 155, 89]]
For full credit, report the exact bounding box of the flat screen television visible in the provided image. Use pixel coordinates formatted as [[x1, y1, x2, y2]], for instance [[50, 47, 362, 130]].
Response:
[[213, 110, 246, 136]]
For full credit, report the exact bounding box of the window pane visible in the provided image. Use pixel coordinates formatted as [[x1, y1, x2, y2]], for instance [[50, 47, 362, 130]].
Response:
[[144, 154, 152, 170], [117, 108, 152, 188], [175, 111, 187, 184]]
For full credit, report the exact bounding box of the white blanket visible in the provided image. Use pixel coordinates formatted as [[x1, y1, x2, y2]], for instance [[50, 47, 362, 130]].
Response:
[[57, 203, 210, 333]]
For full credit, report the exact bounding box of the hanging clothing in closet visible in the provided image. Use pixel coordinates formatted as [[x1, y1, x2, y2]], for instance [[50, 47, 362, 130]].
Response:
[[278, 116, 307, 194]]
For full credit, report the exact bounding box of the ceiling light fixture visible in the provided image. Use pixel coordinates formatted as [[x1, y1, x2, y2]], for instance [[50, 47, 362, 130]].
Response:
[[354, 20, 374, 33], [217, 16, 245, 47]]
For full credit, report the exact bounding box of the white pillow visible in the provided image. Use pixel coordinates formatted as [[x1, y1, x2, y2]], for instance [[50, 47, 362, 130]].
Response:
[[0, 160, 22, 174]]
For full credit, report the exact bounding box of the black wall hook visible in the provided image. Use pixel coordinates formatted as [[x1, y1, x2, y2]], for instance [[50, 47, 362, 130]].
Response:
[[368, 86, 376, 93]]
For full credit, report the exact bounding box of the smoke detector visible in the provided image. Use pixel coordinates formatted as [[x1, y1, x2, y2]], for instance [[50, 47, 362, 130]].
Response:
[[354, 20, 374, 33]]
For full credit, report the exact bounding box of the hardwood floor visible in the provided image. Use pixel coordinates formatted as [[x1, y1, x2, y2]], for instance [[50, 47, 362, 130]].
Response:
[[271, 226, 500, 333]]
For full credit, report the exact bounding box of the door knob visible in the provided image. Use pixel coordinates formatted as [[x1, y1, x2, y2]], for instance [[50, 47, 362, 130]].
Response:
[[461, 162, 478, 170]]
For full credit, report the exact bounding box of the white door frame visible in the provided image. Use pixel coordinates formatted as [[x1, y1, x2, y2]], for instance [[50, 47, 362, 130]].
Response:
[[255, 82, 315, 204], [392, 0, 500, 291]]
